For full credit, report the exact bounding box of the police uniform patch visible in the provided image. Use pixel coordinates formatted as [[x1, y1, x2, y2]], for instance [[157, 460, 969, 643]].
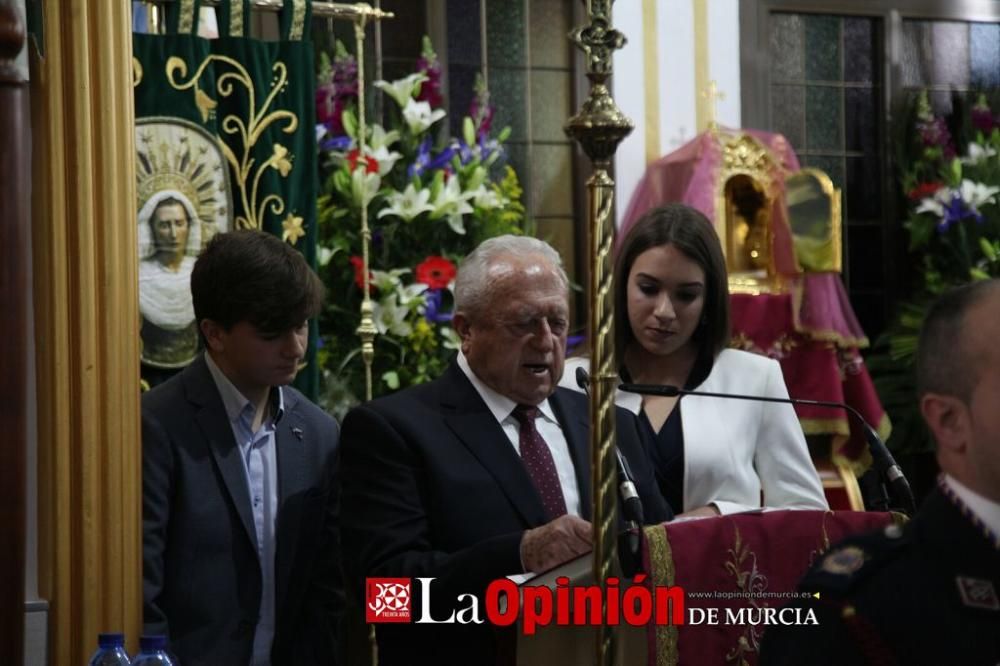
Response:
[[820, 545, 866, 575], [956, 576, 1000, 611]]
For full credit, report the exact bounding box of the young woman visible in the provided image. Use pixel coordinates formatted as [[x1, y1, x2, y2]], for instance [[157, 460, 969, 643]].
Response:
[[562, 203, 827, 517]]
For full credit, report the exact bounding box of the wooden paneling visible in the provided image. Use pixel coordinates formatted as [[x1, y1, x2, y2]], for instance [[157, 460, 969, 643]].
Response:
[[0, 3, 28, 664]]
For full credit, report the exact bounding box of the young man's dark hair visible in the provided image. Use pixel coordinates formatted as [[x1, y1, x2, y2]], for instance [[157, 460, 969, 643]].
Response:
[[191, 229, 325, 336]]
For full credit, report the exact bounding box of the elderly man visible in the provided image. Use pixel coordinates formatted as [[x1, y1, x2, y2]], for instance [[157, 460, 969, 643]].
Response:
[[340, 235, 670, 665], [760, 279, 1000, 665]]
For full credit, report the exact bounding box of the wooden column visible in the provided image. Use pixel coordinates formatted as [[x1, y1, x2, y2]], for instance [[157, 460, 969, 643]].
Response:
[[30, 1, 142, 662], [0, 4, 28, 665]]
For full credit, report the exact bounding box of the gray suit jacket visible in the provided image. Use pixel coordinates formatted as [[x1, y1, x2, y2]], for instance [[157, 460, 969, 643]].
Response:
[[142, 354, 342, 665]]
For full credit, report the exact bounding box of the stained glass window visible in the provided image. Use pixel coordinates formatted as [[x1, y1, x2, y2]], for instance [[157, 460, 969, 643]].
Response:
[[769, 12, 886, 336]]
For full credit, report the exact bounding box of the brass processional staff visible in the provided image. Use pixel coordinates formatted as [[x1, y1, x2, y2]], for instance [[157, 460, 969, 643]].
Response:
[[564, 2, 633, 665]]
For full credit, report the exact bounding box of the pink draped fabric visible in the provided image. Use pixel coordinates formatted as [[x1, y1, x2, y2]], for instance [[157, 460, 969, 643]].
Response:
[[620, 128, 802, 277]]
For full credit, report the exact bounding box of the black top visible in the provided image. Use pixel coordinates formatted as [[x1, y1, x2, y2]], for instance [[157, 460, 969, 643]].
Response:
[[640, 404, 685, 515]]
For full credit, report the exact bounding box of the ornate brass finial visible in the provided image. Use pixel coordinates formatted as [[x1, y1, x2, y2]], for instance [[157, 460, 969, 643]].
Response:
[[701, 79, 725, 133], [564, 1, 634, 165]]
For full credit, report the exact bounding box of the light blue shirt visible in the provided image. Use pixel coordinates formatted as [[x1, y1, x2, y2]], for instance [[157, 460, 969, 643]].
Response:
[[205, 352, 283, 666]]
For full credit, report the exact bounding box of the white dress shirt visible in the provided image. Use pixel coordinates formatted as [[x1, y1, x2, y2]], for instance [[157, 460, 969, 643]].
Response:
[[457, 352, 581, 517], [205, 352, 282, 666], [944, 474, 1000, 540]]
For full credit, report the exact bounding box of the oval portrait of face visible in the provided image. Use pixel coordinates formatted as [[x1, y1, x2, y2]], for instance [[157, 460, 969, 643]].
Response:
[[135, 118, 234, 369]]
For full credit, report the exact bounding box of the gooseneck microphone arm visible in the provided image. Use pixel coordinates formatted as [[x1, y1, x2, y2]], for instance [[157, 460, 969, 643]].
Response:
[[618, 382, 917, 516], [575, 368, 646, 564]]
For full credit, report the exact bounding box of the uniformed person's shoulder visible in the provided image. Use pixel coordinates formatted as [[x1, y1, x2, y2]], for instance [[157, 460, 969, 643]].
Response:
[[798, 520, 911, 599]]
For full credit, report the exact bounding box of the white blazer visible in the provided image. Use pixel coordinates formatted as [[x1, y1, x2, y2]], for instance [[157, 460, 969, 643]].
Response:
[[561, 349, 828, 514]]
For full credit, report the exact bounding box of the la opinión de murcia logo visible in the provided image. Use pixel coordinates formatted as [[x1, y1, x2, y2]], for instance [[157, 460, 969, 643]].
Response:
[[365, 576, 820, 633], [366, 578, 412, 623]]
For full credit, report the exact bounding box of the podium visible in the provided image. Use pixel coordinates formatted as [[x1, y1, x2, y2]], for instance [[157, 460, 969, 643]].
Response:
[[515, 510, 901, 665]]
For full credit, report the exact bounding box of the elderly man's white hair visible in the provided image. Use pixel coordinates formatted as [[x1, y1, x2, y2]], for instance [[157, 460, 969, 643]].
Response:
[[454, 234, 569, 319]]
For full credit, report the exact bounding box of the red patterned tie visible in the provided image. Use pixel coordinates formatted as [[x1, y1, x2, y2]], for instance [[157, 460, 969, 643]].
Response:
[[512, 404, 568, 520]]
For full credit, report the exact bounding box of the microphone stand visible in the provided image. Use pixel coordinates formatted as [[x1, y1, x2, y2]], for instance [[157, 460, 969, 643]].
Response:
[[618, 382, 917, 516], [576, 367, 646, 577]]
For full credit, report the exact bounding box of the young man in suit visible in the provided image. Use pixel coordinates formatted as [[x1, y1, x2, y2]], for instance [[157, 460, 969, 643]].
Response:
[[760, 279, 1000, 665], [142, 230, 342, 665], [340, 235, 671, 665]]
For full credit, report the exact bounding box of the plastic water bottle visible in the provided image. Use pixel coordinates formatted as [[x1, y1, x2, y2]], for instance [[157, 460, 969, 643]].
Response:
[[131, 635, 176, 665], [88, 633, 131, 665]]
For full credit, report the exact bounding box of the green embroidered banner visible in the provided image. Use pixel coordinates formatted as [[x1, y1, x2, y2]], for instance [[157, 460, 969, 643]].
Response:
[[133, 0, 320, 400]]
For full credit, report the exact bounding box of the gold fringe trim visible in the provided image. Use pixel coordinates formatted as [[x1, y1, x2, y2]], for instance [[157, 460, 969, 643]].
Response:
[[645, 525, 678, 666]]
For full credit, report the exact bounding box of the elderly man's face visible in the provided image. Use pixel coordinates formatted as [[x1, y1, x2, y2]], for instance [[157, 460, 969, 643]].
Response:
[[457, 254, 568, 406], [151, 203, 190, 266]]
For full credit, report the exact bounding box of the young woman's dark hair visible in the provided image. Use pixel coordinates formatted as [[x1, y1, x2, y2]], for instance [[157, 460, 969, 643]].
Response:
[[614, 203, 730, 387], [191, 229, 325, 338]]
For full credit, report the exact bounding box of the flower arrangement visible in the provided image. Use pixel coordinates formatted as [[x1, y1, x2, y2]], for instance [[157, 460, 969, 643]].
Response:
[[870, 90, 1000, 454], [314, 37, 526, 417]]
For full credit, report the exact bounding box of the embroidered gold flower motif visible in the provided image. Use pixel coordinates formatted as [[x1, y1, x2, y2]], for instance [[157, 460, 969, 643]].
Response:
[[282, 213, 305, 245], [195, 88, 217, 122], [272, 144, 293, 177]]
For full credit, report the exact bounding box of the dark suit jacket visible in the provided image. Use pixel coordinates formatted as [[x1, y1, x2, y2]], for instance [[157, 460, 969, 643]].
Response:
[[760, 486, 1000, 665], [142, 354, 342, 666], [340, 362, 671, 665]]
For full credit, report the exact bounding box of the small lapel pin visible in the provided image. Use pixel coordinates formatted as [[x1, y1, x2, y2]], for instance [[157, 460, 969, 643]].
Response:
[[956, 576, 999, 611], [291, 427, 304, 441]]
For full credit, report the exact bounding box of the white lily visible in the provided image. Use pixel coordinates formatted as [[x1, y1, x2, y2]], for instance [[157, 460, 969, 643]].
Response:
[[439, 326, 462, 351], [960, 178, 1000, 214], [368, 144, 403, 176], [351, 169, 381, 208], [316, 245, 335, 267], [431, 176, 474, 235], [915, 187, 951, 217], [373, 295, 412, 337], [369, 124, 401, 150], [961, 142, 998, 166], [378, 183, 435, 222], [470, 184, 505, 210], [397, 282, 429, 309], [371, 268, 410, 293], [374, 73, 428, 109], [402, 99, 447, 135]]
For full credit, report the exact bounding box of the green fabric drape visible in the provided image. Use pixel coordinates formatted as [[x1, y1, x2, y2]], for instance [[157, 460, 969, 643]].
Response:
[[134, 0, 320, 400]]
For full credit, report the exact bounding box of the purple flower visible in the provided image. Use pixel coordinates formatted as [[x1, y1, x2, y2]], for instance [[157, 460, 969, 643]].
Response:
[[422, 288, 453, 323], [416, 37, 444, 109], [469, 73, 494, 139], [320, 135, 353, 152], [971, 95, 996, 134], [408, 137, 457, 179], [918, 116, 956, 159], [937, 193, 983, 233], [316, 41, 359, 136]]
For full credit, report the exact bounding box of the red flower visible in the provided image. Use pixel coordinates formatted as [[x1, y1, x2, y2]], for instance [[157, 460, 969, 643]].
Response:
[[346, 149, 379, 175], [349, 255, 374, 293], [415, 256, 457, 290], [908, 181, 943, 201]]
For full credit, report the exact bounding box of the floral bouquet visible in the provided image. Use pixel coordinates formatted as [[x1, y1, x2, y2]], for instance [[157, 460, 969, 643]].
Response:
[[870, 89, 1000, 454], [314, 37, 526, 417]]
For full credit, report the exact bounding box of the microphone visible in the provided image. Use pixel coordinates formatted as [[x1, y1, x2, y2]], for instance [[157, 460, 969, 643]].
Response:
[[576, 367, 646, 573], [618, 381, 917, 516]]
